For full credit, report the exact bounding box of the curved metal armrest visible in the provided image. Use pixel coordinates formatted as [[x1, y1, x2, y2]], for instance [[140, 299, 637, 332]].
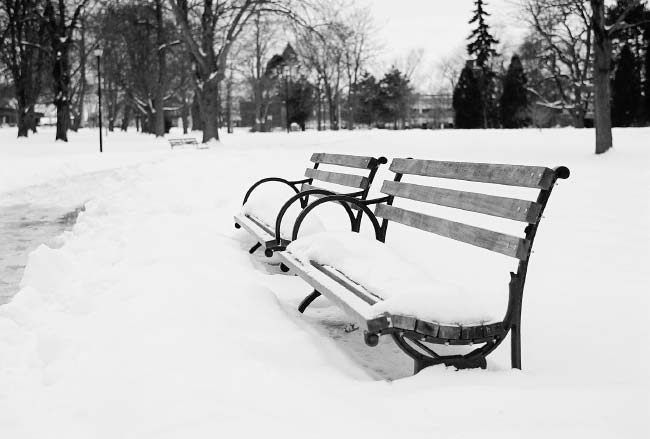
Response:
[[291, 194, 384, 242], [273, 189, 356, 248], [242, 177, 306, 205]]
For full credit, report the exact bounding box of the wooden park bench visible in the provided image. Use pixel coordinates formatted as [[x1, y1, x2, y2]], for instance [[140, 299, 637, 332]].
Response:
[[276, 158, 570, 373], [234, 153, 387, 258], [169, 137, 204, 149]]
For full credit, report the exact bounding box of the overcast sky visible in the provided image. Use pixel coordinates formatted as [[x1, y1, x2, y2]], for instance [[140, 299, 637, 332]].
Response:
[[364, 0, 527, 89]]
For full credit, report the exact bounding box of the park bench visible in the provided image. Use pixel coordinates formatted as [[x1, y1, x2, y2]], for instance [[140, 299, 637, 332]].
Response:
[[234, 153, 388, 258], [169, 137, 204, 149], [276, 158, 570, 373]]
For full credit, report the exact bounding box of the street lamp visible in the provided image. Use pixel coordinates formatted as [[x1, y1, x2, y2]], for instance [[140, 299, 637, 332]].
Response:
[[94, 47, 103, 153]]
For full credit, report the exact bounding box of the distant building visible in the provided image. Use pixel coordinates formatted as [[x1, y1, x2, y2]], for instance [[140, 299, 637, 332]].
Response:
[[409, 93, 454, 129]]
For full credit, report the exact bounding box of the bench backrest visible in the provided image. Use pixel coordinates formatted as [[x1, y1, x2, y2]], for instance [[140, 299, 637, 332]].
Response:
[[301, 153, 387, 200], [374, 158, 569, 261]]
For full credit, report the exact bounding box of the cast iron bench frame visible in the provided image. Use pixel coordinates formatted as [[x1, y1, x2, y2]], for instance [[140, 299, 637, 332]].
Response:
[[277, 158, 570, 373], [234, 153, 387, 257]]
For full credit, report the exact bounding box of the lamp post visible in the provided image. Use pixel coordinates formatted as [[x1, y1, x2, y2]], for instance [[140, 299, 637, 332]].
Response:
[[94, 47, 103, 153]]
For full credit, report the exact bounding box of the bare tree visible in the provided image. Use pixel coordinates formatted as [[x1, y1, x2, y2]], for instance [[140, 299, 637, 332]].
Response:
[[167, 0, 294, 143], [293, 1, 349, 130], [340, 5, 375, 130], [43, 0, 91, 141], [590, 0, 644, 154], [0, 0, 48, 137], [239, 10, 279, 132], [521, 0, 593, 128], [436, 47, 466, 93]]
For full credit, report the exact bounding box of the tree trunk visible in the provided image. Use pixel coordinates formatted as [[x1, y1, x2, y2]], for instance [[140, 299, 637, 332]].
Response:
[[181, 101, 189, 134], [197, 80, 220, 142], [191, 95, 202, 132], [591, 0, 613, 154], [154, 0, 166, 137], [226, 77, 233, 134], [347, 88, 354, 130], [53, 42, 71, 142], [121, 104, 131, 131], [316, 81, 322, 131], [72, 17, 86, 132], [16, 84, 30, 138]]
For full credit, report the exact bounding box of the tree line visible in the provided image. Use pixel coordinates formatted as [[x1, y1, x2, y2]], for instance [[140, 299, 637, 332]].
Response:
[[452, 0, 650, 153], [1, 0, 410, 143]]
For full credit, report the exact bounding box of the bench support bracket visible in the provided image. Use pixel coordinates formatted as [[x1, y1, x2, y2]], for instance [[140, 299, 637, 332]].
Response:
[[249, 242, 262, 254], [298, 290, 321, 313], [392, 332, 495, 374]]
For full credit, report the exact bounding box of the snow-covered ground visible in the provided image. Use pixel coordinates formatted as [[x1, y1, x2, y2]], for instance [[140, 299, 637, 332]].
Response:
[[0, 126, 648, 438]]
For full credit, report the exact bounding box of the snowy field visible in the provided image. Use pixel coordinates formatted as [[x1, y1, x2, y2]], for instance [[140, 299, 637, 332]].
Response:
[[0, 126, 648, 438]]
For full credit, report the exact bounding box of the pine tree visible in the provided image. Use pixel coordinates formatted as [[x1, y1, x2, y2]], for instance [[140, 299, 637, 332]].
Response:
[[353, 72, 381, 126], [500, 55, 530, 128], [378, 68, 412, 128], [466, 0, 499, 128], [612, 44, 640, 126], [467, 0, 499, 71], [453, 64, 483, 129]]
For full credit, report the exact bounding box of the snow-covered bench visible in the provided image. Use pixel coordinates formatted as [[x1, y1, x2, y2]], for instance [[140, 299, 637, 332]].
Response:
[[277, 158, 570, 373], [234, 153, 387, 259], [169, 137, 203, 149]]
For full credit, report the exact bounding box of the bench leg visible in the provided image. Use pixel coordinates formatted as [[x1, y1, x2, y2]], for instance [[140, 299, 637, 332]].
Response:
[[510, 324, 522, 369], [248, 242, 262, 254], [298, 290, 321, 313]]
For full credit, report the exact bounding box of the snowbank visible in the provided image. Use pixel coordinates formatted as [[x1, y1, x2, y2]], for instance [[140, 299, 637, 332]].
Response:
[[0, 127, 647, 438]]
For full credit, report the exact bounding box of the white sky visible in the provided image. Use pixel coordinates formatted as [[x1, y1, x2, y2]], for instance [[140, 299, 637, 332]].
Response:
[[364, 0, 527, 90]]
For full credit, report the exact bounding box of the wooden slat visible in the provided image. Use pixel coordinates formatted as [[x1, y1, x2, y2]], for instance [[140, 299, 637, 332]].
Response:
[[381, 180, 543, 223], [305, 168, 369, 189], [437, 325, 462, 340], [392, 315, 418, 331], [277, 251, 390, 333], [310, 153, 375, 169], [374, 204, 530, 260], [390, 159, 556, 189], [300, 183, 362, 211], [300, 182, 337, 195], [313, 263, 381, 305]]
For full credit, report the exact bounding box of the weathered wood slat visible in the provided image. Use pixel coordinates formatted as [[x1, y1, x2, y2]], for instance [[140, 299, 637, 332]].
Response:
[[374, 204, 530, 260], [381, 180, 542, 223], [305, 168, 369, 189], [389, 159, 556, 189], [300, 182, 334, 194], [300, 183, 362, 211], [277, 252, 390, 333], [310, 153, 375, 169]]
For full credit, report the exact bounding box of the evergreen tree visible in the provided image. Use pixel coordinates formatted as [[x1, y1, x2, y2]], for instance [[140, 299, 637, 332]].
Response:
[[453, 64, 483, 128], [378, 68, 412, 128], [353, 72, 381, 126], [612, 44, 640, 126], [467, 0, 499, 70], [286, 75, 315, 131], [499, 55, 530, 128], [466, 0, 499, 128]]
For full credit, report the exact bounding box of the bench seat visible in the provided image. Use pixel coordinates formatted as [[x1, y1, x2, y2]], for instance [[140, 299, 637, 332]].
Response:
[[235, 193, 327, 250], [280, 231, 506, 339]]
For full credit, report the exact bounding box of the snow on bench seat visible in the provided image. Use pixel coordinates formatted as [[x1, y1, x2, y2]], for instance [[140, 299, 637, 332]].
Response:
[[240, 195, 326, 241], [285, 231, 505, 327]]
